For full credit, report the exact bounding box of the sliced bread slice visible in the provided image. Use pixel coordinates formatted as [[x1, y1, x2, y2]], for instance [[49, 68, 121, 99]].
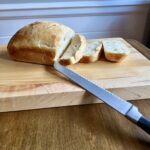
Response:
[[59, 34, 86, 65], [79, 39, 102, 63], [102, 39, 130, 62]]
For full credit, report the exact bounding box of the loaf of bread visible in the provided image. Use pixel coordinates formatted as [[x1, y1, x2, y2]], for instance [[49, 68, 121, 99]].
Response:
[[59, 34, 86, 65], [79, 39, 102, 63], [102, 39, 130, 62], [7, 21, 75, 65]]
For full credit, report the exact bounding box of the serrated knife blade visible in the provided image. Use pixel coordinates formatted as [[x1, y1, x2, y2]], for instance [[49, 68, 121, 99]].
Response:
[[54, 62, 150, 135]]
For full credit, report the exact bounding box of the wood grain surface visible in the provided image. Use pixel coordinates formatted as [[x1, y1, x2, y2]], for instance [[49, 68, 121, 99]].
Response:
[[0, 100, 150, 150], [0, 38, 150, 112], [0, 40, 150, 149]]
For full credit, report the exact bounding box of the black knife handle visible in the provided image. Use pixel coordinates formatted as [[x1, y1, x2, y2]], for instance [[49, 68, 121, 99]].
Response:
[[137, 116, 150, 135]]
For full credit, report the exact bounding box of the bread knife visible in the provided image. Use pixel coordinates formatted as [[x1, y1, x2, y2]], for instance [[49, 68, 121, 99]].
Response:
[[54, 61, 150, 135]]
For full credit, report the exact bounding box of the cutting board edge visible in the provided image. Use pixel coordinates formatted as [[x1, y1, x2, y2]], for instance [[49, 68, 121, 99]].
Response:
[[0, 85, 150, 112]]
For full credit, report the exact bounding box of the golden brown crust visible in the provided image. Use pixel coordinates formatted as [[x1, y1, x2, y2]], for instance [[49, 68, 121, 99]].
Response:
[[59, 59, 73, 66], [8, 47, 56, 65], [7, 21, 75, 65], [80, 55, 96, 63], [79, 50, 102, 63], [104, 52, 128, 62]]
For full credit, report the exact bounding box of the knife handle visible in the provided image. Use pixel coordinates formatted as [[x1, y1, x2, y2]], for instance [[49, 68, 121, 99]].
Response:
[[137, 116, 150, 135]]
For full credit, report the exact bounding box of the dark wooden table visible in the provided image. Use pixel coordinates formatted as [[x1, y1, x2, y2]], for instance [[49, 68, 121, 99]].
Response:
[[0, 40, 150, 150]]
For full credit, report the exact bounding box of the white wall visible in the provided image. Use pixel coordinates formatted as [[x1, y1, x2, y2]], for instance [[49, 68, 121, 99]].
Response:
[[0, 0, 149, 44], [0, 0, 136, 3], [0, 0, 150, 3]]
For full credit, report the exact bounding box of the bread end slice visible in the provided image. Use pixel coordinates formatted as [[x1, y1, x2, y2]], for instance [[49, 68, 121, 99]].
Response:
[[102, 39, 130, 62]]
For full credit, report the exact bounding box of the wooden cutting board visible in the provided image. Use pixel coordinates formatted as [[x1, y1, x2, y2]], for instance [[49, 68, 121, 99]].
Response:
[[0, 38, 150, 112]]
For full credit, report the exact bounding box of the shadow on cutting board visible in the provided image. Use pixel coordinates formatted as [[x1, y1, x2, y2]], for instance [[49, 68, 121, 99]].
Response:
[[0, 46, 11, 60]]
